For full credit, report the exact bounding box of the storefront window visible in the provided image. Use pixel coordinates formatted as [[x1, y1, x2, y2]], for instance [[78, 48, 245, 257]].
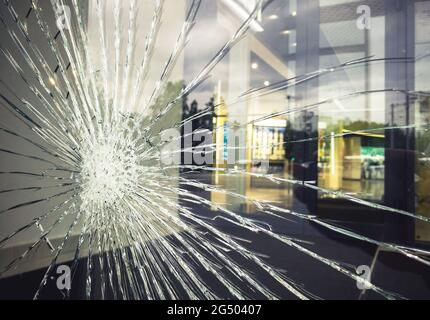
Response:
[[1, 0, 430, 300]]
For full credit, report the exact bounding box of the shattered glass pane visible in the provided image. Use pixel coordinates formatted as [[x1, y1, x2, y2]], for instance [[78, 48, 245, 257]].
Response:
[[0, 0, 430, 300]]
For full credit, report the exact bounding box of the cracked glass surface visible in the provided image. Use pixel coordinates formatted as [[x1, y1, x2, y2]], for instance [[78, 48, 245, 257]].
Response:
[[0, 0, 430, 300]]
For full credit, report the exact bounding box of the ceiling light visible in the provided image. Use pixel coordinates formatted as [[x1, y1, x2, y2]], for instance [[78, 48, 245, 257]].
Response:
[[220, 0, 264, 32]]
